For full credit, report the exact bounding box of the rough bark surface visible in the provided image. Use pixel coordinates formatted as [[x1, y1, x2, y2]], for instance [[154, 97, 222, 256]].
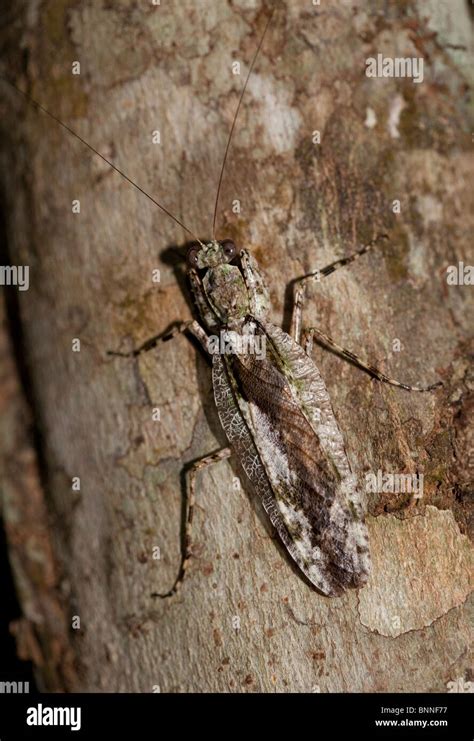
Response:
[[0, 0, 472, 692]]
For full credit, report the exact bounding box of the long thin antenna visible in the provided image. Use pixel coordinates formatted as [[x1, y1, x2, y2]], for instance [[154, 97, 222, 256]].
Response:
[[211, 9, 274, 239], [1, 76, 203, 245]]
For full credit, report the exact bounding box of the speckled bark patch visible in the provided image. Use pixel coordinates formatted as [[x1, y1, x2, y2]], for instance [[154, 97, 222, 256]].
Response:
[[359, 506, 474, 637]]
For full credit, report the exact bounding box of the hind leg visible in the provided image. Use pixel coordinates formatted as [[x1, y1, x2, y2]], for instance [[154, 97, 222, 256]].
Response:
[[151, 447, 233, 598]]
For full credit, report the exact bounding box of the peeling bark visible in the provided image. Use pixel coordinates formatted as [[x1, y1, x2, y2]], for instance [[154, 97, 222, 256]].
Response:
[[0, 0, 472, 692]]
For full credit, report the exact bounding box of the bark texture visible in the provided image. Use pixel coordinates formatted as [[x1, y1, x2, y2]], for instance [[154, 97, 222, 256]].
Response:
[[0, 0, 472, 692]]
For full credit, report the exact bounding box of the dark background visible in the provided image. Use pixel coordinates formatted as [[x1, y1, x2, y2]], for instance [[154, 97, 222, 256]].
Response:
[[0, 522, 35, 688]]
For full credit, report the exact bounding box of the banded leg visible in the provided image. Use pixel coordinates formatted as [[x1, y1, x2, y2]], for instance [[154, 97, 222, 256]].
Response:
[[290, 234, 388, 343], [107, 319, 210, 358], [151, 447, 233, 598], [303, 326, 442, 392]]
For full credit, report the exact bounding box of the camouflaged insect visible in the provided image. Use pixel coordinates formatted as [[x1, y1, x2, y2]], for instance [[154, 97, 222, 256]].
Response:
[[7, 9, 438, 600], [187, 240, 370, 597]]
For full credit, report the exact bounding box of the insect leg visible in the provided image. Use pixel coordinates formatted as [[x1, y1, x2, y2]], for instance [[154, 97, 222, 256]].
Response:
[[240, 249, 270, 318], [317, 234, 388, 280], [151, 447, 233, 598], [107, 320, 210, 358], [290, 235, 388, 343], [303, 327, 442, 392]]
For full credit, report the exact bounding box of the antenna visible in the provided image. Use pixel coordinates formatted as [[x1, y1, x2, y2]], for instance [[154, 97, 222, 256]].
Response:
[[211, 9, 274, 239], [1, 76, 204, 246]]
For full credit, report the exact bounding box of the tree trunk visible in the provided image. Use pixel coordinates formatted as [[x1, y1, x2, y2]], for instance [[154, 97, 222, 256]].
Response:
[[0, 0, 472, 693]]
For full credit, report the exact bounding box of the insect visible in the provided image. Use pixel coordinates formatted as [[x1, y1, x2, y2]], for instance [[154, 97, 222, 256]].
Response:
[[4, 10, 441, 599]]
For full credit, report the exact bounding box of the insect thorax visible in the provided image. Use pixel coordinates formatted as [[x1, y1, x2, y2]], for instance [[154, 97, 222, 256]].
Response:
[[203, 264, 250, 328]]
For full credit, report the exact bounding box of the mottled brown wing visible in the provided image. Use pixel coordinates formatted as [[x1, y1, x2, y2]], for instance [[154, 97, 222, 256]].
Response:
[[212, 320, 370, 596]]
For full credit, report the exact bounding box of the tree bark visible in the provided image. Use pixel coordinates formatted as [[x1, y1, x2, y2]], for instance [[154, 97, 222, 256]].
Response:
[[0, 0, 472, 692]]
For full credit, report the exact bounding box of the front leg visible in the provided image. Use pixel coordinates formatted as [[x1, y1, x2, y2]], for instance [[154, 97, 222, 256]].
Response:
[[107, 319, 210, 358]]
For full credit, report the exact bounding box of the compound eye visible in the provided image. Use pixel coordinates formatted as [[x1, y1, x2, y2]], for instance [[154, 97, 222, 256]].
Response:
[[186, 244, 201, 268], [220, 239, 236, 260]]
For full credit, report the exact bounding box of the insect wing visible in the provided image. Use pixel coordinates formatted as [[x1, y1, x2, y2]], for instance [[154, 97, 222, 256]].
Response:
[[212, 321, 370, 596]]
